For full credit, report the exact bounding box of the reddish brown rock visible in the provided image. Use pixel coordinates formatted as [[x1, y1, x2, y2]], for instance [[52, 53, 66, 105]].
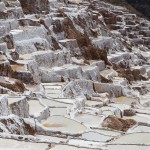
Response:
[[102, 115, 136, 132]]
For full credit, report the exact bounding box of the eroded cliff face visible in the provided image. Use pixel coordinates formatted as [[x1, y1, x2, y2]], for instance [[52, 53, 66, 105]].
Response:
[[0, 0, 150, 149]]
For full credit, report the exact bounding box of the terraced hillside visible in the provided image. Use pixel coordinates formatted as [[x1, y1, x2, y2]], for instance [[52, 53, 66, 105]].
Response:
[[0, 0, 150, 149]]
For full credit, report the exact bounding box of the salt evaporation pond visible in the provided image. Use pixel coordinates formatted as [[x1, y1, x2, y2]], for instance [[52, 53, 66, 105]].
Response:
[[41, 116, 87, 134], [111, 133, 150, 145], [82, 131, 113, 142]]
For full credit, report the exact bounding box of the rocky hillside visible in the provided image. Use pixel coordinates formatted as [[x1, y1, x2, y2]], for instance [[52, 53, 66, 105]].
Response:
[[106, 0, 150, 20], [0, 0, 150, 149], [127, 0, 150, 20]]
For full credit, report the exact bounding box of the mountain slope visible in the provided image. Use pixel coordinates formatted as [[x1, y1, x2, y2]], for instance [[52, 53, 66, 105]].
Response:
[[126, 0, 150, 20], [106, 0, 150, 20]]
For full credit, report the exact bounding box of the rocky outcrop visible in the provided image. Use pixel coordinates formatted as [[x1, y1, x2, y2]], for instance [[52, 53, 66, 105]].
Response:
[[126, 0, 150, 20]]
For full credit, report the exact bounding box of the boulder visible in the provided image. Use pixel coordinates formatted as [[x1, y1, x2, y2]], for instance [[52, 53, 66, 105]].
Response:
[[101, 115, 137, 132]]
